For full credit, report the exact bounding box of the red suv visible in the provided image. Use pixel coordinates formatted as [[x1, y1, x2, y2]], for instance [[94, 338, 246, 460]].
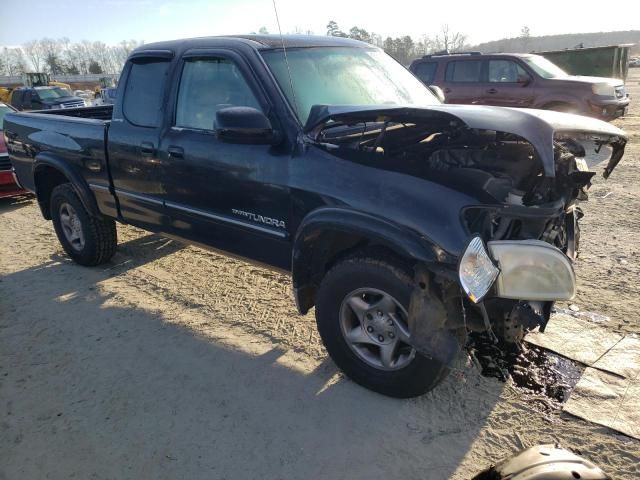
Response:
[[409, 52, 630, 120]]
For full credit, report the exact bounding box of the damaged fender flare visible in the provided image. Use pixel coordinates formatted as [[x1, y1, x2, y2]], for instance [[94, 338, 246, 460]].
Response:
[[291, 207, 453, 314]]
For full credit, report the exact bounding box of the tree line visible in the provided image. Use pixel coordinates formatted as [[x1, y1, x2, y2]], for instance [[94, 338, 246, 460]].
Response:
[[0, 39, 143, 77], [325, 21, 469, 65], [253, 21, 470, 65], [0, 22, 476, 77]]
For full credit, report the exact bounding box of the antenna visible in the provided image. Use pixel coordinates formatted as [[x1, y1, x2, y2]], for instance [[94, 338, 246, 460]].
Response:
[[271, 0, 299, 117]]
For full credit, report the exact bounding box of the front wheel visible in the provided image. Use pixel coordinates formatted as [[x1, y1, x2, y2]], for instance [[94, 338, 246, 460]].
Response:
[[315, 253, 449, 398], [50, 183, 117, 266]]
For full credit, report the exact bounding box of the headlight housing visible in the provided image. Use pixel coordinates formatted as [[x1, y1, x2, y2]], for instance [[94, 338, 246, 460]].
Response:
[[458, 236, 500, 303], [592, 83, 616, 96], [488, 240, 576, 301]]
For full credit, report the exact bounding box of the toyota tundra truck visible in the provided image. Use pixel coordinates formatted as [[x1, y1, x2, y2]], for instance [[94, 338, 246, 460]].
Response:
[[3, 35, 628, 398]]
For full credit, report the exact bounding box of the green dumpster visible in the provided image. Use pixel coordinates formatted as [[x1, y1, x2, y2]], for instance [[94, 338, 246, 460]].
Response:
[[538, 44, 633, 81]]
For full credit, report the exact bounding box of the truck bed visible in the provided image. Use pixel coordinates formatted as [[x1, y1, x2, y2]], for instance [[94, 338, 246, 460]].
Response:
[[36, 104, 114, 121], [3, 106, 116, 218]]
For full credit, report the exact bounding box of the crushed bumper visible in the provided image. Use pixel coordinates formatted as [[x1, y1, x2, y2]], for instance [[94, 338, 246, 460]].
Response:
[[589, 97, 630, 119]]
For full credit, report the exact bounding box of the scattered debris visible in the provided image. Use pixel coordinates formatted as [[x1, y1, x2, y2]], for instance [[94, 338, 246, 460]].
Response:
[[553, 307, 610, 324], [468, 334, 584, 411], [526, 315, 621, 364]]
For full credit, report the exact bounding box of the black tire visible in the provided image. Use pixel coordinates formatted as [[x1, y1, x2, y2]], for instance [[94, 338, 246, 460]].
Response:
[[50, 183, 117, 266], [315, 252, 449, 398]]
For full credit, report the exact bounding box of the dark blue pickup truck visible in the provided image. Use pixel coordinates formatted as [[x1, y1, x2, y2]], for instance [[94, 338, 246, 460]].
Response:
[[3, 35, 628, 397]]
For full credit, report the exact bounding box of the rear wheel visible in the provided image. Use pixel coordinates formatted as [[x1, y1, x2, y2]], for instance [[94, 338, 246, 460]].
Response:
[[50, 183, 117, 266], [315, 253, 449, 398]]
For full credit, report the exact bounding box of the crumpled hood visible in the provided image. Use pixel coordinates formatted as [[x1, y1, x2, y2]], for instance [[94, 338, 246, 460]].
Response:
[[304, 104, 628, 178]]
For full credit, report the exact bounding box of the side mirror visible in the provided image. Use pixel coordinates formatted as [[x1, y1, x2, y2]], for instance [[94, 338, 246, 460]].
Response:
[[428, 85, 446, 103], [215, 107, 276, 145], [517, 75, 532, 87]]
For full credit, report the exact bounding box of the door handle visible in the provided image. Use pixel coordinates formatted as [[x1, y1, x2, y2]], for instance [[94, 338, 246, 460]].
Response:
[[140, 142, 155, 157], [486, 88, 498, 94], [167, 146, 184, 159]]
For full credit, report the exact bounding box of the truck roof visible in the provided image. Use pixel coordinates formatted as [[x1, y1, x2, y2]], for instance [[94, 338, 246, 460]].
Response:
[[132, 34, 370, 54]]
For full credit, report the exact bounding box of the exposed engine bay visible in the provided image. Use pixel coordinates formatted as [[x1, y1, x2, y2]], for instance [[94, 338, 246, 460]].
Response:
[[309, 111, 625, 260], [306, 105, 627, 358]]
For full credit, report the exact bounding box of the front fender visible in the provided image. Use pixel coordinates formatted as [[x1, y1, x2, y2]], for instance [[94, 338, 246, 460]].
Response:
[[33, 153, 100, 219], [291, 207, 454, 314]]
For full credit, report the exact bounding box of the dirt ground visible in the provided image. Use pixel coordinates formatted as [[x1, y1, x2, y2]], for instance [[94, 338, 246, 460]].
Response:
[[1, 72, 639, 480]]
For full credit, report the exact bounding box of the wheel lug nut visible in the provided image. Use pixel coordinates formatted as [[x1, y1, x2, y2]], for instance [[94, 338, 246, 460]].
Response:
[[387, 319, 393, 326], [389, 332, 395, 338], [378, 335, 384, 342], [367, 326, 374, 333], [377, 310, 383, 317]]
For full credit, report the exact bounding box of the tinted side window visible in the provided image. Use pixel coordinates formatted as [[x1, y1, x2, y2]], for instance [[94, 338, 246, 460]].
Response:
[[413, 62, 438, 84], [11, 91, 23, 108], [488, 60, 528, 82], [123, 59, 170, 128], [175, 58, 261, 131], [445, 60, 482, 82]]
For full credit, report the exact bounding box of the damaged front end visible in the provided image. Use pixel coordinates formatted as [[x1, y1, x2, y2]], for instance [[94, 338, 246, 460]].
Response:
[[305, 104, 627, 365]]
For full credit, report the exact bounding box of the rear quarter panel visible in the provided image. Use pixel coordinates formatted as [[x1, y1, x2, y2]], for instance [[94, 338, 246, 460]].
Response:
[[4, 112, 114, 215]]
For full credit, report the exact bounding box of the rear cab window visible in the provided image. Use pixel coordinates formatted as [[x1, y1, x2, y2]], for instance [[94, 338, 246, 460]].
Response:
[[444, 60, 482, 83], [122, 59, 171, 127], [413, 62, 438, 84]]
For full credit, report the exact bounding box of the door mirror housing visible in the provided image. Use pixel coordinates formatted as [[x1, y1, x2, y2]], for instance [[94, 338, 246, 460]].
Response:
[[517, 74, 532, 86], [215, 107, 276, 145], [428, 85, 446, 103]]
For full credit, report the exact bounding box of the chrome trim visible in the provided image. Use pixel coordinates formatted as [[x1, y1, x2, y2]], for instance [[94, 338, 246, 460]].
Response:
[[11, 167, 25, 189], [165, 201, 287, 238], [114, 188, 164, 206], [89, 183, 110, 193]]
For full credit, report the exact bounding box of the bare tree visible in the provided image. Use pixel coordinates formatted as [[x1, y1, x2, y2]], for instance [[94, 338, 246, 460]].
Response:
[[434, 24, 467, 53], [23, 40, 44, 72], [520, 26, 531, 52], [415, 35, 435, 57]]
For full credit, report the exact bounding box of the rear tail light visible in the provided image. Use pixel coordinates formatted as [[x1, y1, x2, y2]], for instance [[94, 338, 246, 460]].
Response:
[[0, 133, 7, 155]]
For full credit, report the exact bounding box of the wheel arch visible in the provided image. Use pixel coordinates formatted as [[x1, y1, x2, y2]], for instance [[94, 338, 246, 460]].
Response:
[[33, 153, 100, 220], [291, 207, 446, 315]]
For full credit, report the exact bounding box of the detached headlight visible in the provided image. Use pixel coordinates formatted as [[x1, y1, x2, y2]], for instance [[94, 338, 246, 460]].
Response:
[[592, 83, 615, 96], [488, 240, 576, 301], [458, 236, 500, 303]]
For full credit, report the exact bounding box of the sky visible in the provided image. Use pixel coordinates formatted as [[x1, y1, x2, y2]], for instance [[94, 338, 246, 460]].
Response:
[[1, 0, 639, 47]]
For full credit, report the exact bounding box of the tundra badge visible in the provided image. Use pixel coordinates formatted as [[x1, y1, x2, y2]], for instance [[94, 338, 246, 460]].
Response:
[[232, 209, 286, 229]]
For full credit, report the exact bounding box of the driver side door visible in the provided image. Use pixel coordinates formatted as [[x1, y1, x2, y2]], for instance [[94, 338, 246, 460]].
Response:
[[158, 50, 292, 269], [483, 59, 536, 107]]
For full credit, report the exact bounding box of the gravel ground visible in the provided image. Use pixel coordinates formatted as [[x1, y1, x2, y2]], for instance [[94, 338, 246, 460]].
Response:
[[1, 71, 639, 479]]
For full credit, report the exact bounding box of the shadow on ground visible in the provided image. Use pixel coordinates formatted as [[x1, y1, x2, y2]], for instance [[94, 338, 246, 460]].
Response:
[[0, 194, 34, 214], [0, 234, 505, 480]]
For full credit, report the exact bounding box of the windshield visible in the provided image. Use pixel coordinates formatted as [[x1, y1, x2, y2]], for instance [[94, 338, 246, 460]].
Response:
[[522, 55, 568, 79], [0, 104, 11, 130], [262, 47, 439, 124], [35, 87, 72, 100]]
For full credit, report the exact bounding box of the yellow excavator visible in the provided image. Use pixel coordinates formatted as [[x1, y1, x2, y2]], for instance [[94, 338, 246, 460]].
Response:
[[93, 76, 117, 96], [0, 73, 72, 104]]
